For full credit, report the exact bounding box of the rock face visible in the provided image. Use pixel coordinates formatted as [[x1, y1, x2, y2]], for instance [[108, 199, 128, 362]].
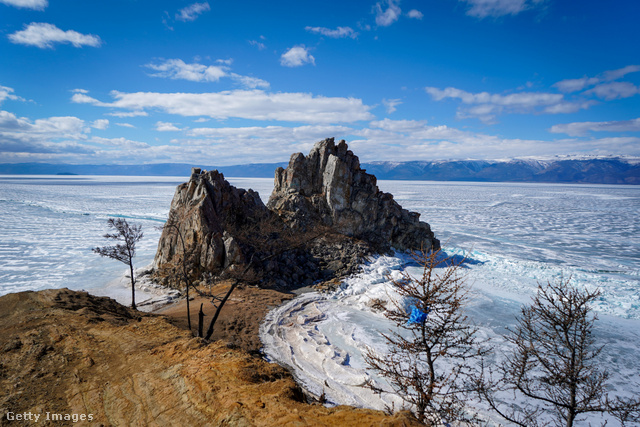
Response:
[[154, 168, 269, 281], [268, 138, 439, 253], [154, 139, 439, 289]]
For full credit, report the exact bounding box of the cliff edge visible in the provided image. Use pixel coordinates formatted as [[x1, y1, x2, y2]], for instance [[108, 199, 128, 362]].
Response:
[[0, 289, 420, 426]]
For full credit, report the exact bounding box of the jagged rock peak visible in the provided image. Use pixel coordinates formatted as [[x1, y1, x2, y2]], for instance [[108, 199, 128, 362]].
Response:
[[153, 168, 268, 282], [268, 138, 439, 252]]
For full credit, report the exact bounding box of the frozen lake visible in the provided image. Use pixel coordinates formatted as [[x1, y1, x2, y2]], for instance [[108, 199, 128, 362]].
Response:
[[1, 175, 638, 424]]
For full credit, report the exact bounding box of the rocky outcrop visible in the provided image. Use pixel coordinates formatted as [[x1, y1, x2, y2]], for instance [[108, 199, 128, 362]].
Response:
[[154, 139, 439, 289], [268, 138, 439, 253], [0, 288, 421, 426], [154, 168, 269, 281]]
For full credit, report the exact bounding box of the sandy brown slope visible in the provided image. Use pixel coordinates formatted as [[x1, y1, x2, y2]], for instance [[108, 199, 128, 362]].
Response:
[[0, 289, 420, 426], [154, 281, 295, 355]]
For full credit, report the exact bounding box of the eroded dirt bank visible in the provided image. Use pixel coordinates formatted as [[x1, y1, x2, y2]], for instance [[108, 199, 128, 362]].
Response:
[[0, 288, 419, 426]]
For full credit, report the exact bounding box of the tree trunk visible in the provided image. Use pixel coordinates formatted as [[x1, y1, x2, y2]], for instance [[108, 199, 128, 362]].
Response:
[[186, 280, 191, 331], [198, 303, 204, 338], [129, 261, 136, 310], [205, 281, 239, 341]]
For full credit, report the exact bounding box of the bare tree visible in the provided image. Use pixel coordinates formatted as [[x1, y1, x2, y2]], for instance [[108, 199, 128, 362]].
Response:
[[93, 218, 143, 310], [364, 249, 488, 425], [158, 218, 199, 331], [477, 278, 640, 427]]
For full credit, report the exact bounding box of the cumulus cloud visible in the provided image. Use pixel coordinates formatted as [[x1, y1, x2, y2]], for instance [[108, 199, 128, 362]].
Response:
[[145, 58, 270, 89], [554, 65, 640, 93], [280, 46, 315, 67], [8, 22, 101, 49], [425, 86, 591, 123], [146, 59, 227, 82], [407, 9, 423, 19], [374, 0, 401, 26], [0, 110, 90, 158], [382, 98, 402, 114], [305, 26, 358, 39], [460, 0, 546, 18], [91, 119, 109, 130], [155, 121, 182, 132], [0, 0, 47, 10], [71, 89, 374, 123], [550, 118, 640, 137], [115, 122, 135, 128], [175, 2, 210, 22]]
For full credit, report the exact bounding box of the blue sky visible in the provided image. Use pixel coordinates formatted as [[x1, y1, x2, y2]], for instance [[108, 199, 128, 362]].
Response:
[[1, 0, 639, 166]]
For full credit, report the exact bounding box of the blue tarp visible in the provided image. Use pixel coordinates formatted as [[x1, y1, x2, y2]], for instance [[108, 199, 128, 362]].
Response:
[[408, 306, 429, 324]]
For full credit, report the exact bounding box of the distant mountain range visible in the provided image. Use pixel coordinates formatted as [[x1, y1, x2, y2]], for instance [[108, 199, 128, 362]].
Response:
[[1, 157, 639, 184]]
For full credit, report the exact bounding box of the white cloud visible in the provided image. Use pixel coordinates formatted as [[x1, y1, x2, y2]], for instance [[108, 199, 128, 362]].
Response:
[[554, 65, 640, 93], [460, 0, 546, 18], [369, 118, 428, 133], [553, 76, 600, 93], [146, 59, 227, 82], [602, 65, 640, 81], [187, 124, 352, 139], [0, 110, 89, 156], [249, 39, 266, 50], [107, 111, 148, 118], [0, 85, 24, 104], [350, 118, 640, 161], [0, 0, 47, 10], [407, 9, 423, 19], [374, 0, 401, 26], [550, 118, 640, 137], [90, 136, 149, 149], [425, 86, 591, 122], [176, 2, 210, 22], [70, 92, 108, 106], [91, 119, 109, 130], [229, 73, 270, 89], [585, 82, 640, 101], [2, 108, 638, 165], [542, 101, 597, 114], [382, 98, 402, 113], [115, 122, 136, 128], [145, 58, 270, 89], [155, 121, 182, 132], [72, 89, 374, 124], [305, 26, 358, 39], [280, 46, 315, 67], [8, 22, 101, 49]]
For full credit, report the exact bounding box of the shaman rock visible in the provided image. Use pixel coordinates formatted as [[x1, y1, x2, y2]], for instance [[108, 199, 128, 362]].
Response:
[[154, 168, 268, 281], [267, 138, 439, 253]]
